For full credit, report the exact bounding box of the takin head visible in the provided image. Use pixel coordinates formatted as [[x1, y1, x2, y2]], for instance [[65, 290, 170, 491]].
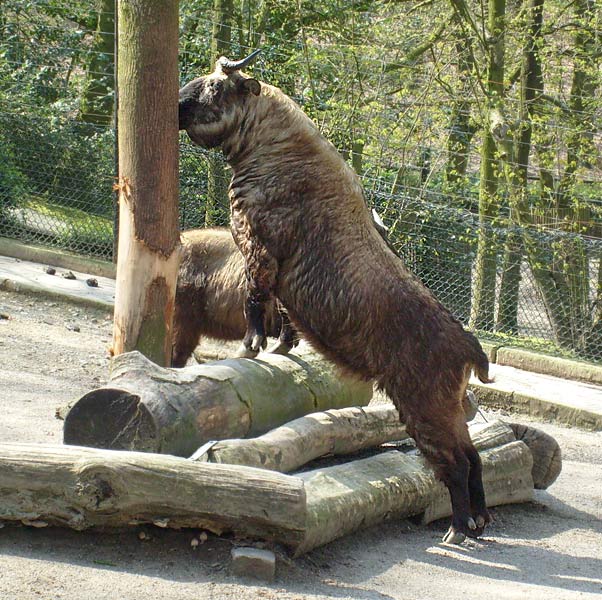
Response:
[[178, 50, 262, 148]]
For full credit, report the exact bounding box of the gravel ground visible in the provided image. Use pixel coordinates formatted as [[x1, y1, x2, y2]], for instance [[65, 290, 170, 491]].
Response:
[[0, 288, 601, 600]]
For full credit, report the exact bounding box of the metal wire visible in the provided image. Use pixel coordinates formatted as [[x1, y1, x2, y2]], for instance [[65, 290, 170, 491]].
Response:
[[1, 1, 601, 364]]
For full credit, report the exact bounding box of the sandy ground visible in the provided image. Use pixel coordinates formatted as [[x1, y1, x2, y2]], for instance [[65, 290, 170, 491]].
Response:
[[0, 288, 601, 600]]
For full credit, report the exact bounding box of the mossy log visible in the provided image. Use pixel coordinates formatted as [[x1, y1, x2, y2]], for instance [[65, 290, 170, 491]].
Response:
[[297, 439, 533, 554], [63, 349, 373, 457]]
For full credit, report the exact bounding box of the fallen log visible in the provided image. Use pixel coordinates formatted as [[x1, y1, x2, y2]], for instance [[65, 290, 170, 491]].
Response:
[[0, 421, 551, 554], [194, 397, 479, 473], [297, 439, 533, 554], [195, 404, 411, 472], [0, 443, 306, 545], [63, 347, 373, 457]]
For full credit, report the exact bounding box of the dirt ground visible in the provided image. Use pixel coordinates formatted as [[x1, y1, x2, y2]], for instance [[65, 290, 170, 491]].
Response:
[[0, 288, 601, 600]]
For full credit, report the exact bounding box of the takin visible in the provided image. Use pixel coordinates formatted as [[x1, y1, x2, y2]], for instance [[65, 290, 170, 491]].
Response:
[[178, 51, 492, 544], [172, 227, 296, 367]]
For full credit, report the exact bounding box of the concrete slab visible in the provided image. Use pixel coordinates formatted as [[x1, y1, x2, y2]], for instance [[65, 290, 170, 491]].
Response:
[[0, 255, 115, 310], [471, 363, 602, 431]]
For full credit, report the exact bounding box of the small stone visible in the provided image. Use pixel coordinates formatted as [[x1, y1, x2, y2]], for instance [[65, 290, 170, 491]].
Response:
[[44, 266, 56, 275], [199, 531, 208, 543], [66, 324, 80, 333], [61, 271, 76, 280], [190, 537, 199, 549], [153, 518, 169, 528], [138, 531, 149, 540], [231, 547, 276, 582], [0, 313, 9, 320], [86, 278, 99, 288]]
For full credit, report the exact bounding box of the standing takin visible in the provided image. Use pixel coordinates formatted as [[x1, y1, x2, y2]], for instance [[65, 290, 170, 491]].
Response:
[[178, 51, 492, 544]]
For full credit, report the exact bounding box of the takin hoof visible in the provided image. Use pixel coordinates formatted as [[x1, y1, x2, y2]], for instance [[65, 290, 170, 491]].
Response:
[[268, 340, 293, 355], [442, 516, 485, 545], [235, 343, 260, 359]]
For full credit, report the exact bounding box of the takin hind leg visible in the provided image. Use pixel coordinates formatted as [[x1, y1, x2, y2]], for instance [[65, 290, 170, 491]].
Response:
[[408, 409, 488, 544]]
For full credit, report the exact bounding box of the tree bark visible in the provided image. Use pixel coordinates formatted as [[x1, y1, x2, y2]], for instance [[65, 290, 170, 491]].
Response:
[[205, 0, 234, 227], [470, 0, 506, 332], [63, 348, 373, 457], [111, 0, 180, 366]]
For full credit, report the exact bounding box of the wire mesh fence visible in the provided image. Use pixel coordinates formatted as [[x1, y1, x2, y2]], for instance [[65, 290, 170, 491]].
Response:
[[1, 0, 601, 364]]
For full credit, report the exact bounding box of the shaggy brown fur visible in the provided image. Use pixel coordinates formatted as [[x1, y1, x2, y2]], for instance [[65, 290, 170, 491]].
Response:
[[172, 228, 284, 367], [179, 57, 492, 543]]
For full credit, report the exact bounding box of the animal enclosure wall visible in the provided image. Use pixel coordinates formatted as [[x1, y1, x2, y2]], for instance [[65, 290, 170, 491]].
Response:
[[1, 0, 601, 363]]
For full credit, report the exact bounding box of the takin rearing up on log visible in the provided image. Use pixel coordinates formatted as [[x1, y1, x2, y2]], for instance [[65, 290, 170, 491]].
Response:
[[178, 51, 493, 544]]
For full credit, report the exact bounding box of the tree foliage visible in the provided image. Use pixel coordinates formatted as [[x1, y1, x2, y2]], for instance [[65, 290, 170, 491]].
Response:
[[1, 0, 601, 358]]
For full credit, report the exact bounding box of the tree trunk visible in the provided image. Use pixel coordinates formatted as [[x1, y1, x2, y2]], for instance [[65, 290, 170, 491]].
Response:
[[205, 0, 234, 227], [79, 0, 115, 127], [496, 228, 522, 333], [445, 23, 476, 196], [63, 349, 373, 457], [111, 0, 180, 367], [496, 0, 542, 334], [470, 0, 506, 332], [547, 0, 599, 354]]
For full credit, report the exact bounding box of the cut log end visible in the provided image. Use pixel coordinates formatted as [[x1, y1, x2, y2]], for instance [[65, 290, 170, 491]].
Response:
[[509, 423, 562, 489], [63, 388, 158, 452]]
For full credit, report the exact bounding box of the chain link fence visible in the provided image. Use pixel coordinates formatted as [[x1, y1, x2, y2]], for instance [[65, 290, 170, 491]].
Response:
[[1, 1, 601, 364]]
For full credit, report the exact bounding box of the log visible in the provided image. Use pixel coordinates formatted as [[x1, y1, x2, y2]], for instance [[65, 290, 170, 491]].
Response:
[[296, 440, 533, 554], [64, 348, 373, 457], [192, 390, 479, 473], [0, 421, 547, 554], [196, 404, 410, 472], [509, 422, 562, 489], [0, 443, 306, 546]]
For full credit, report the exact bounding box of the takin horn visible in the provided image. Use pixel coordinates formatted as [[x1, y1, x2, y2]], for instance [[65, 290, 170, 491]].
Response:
[[218, 49, 262, 74]]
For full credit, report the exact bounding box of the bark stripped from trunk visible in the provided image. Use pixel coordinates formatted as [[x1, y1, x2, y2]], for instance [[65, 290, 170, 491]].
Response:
[[112, 0, 180, 366]]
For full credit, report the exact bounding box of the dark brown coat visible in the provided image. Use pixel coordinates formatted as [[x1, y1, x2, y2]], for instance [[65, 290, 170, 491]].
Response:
[[179, 57, 492, 543]]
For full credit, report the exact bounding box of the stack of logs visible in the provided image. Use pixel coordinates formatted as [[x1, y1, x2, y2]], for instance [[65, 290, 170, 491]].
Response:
[[0, 348, 561, 555]]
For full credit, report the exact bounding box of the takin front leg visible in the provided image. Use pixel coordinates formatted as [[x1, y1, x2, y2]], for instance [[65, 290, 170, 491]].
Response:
[[268, 303, 300, 355], [233, 239, 279, 359]]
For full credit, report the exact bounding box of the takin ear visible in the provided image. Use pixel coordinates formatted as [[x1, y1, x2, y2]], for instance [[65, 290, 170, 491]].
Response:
[[242, 78, 261, 96]]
